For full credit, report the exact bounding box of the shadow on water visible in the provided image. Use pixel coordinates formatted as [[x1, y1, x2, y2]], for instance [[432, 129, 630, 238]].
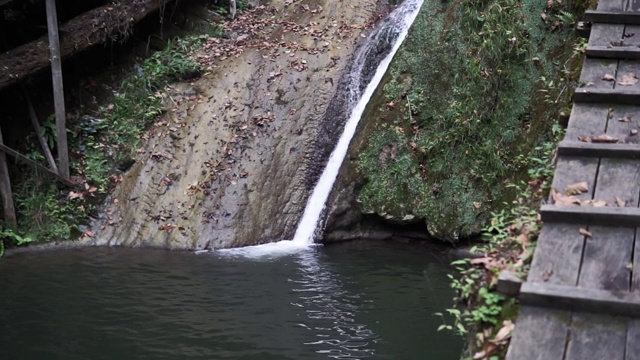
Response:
[[0, 241, 462, 359]]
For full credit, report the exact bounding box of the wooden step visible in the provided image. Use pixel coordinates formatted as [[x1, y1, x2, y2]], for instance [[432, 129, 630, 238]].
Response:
[[586, 46, 640, 60], [574, 88, 640, 104], [540, 204, 640, 227], [520, 282, 640, 317], [584, 10, 640, 25], [557, 141, 640, 158]]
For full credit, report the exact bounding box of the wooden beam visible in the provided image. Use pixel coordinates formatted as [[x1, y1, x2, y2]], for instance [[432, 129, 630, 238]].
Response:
[[586, 46, 640, 60], [557, 141, 640, 159], [0, 143, 73, 187], [0, 126, 17, 228], [584, 10, 640, 24], [574, 88, 640, 104], [22, 88, 59, 173], [0, 0, 174, 90], [45, 0, 70, 180], [540, 204, 640, 227], [520, 282, 640, 317]]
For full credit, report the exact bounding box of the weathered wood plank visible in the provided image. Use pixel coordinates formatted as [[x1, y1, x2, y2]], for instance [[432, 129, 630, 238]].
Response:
[[588, 23, 624, 47], [541, 205, 640, 227], [616, 60, 640, 91], [565, 313, 627, 360], [599, 0, 630, 11], [579, 158, 640, 290], [579, 226, 635, 290], [557, 141, 640, 158], [626, 319, 640, 359], [606, 104, 640, 140], [565, 104, 609, 140], [529, 157, 598, 286], [528, 223, 586, 285], [520, 282, 640, 317], [579, 58, 619, 87], [549, 157, 600, 201], [587, 46, 640, 60], [506, 306, 570, 360], [585, 10, 640, 24], [574, 88, 640, 104]]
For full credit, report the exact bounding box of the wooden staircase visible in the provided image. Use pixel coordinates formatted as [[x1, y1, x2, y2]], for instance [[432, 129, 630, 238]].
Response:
[[507, 1, 640, 359]]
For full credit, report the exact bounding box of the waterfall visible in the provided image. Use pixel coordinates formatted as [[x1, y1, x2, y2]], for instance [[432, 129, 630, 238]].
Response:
[[291, 0, 424, 245], [218, 0, 423, 256]]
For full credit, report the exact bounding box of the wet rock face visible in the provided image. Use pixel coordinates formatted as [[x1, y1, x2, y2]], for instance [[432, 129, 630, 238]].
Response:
[[87, 0, 383, 249]]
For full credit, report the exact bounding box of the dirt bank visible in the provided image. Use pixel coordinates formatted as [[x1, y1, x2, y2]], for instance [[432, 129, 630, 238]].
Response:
[[82, 0, 387, 250]]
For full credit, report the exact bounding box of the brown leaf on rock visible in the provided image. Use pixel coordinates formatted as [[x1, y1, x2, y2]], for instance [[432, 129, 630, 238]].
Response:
[[565, 181, 588, 195], [579, 228, 592, 237], [618, 73, 639, 86], [602, 73, 616, 81], [616, 196, 626, 207], [552, 189, 581, 206], [619, 115, 632, 122]]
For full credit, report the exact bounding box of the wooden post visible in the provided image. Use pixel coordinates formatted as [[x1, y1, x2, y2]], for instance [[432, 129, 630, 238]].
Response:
[[230, 0, 237, 19], [23, 88, 59, 174], [0, 126, 17, 228], [45, 0, 70, 180]]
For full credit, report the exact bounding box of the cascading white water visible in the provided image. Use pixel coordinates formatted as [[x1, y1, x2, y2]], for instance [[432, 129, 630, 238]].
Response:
[[218, 0, 423, 256], [291, 0, 424, 245]]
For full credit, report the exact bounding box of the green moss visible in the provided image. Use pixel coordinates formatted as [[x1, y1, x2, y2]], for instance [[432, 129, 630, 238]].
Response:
[[357, 0, 586, 240]]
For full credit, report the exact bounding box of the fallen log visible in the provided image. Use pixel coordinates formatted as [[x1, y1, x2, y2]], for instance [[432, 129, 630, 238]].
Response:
[[0, 0, 173, 90]]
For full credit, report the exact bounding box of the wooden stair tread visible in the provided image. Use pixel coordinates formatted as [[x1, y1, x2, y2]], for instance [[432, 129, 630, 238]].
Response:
[[574, 88, 640, 104], [586, 45, 640, 59], [521, 282, 640, 317], [540, 204, 640, 227], [584, 10, 640, 25], [558, 141, 640, 158]]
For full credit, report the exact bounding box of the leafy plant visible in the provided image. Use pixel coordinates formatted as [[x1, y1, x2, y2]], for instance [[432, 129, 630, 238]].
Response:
[[0, 228, 33, 257]]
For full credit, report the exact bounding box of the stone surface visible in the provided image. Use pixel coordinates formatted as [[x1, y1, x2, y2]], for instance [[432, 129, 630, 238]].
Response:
[[85, 0, 385, 249]]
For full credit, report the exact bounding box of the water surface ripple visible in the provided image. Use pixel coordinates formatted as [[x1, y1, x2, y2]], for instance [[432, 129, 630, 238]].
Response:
[[0, 242, 461, 359]]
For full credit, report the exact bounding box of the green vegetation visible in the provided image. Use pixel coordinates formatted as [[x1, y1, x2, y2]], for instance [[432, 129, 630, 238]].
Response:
[[437, 135, 560, 358], [357, 0, 589, 240], [3, 35, 206, 253]]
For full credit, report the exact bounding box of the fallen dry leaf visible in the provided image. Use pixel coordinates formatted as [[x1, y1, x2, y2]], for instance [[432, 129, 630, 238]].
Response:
[[619, 115, 632, 122], [579, 228, 592, 237], [632, 129, 638, 135], [68, 191, 84, 200], [616, 196, 626, 207], [565, 181, 588, 195], [602, 73, 615, 81], [552, 189, 581, 205], [591, 134, 619, 143], [491, 320, 515, 344], [516, 233, 530, 250], [619, 73, 639, 86], [581, 199, 607, 207]]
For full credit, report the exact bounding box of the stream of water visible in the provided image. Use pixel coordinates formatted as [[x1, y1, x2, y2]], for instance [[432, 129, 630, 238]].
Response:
[[293, 0, 423, 245], [0, 242, 462, 359]]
